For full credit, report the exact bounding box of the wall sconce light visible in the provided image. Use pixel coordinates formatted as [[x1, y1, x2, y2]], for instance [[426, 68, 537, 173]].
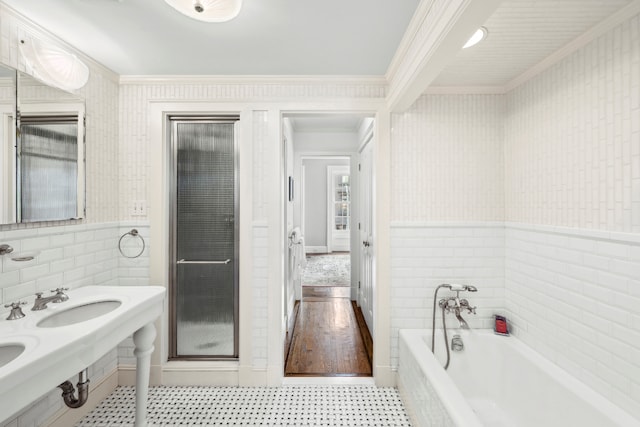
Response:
[[19, 36, 90, 92], [164, 0, 243, 22]]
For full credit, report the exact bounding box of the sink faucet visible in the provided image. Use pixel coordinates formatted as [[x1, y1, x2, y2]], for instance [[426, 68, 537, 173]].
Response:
[[32, 288, 69, 311]]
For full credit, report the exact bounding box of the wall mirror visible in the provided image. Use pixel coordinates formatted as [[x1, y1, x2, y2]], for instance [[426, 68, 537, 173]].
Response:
[[17, 72, 85, 223], [0, 64, 17, 225]]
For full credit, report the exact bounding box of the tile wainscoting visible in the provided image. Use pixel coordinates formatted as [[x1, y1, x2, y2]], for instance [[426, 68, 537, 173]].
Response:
[[504, 222, 640, 420]]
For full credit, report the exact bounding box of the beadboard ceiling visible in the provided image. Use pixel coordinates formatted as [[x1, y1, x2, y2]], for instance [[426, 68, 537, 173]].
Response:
[[1, 0, 419, 76], [432, 0, 636, 88]]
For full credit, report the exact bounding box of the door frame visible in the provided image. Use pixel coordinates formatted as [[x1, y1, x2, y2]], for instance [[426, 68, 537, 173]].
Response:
[[278, 106, 391, 385], [148, 102, 253, 385]]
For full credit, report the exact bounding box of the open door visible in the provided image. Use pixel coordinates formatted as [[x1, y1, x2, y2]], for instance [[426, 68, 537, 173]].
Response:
[[358, 135, 374, 335]]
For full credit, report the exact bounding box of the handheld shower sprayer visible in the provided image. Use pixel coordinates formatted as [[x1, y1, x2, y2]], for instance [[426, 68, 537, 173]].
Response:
[[448, 284, 477, 292]]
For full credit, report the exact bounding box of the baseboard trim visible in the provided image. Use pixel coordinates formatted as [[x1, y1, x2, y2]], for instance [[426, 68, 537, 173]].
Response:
[[45, 368, 118, 427], [305, 246, 327, 253], [373, 365, 396, 387], [118, 363, 163, 386]]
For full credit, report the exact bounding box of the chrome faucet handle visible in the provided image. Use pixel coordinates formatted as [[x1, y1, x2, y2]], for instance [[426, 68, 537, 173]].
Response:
[[4, 301, 27, 320], [467, 306, 476, 315], [50, 287, 69, 301]]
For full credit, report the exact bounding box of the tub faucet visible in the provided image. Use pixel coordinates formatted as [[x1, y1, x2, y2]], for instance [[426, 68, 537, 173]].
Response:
[[439, 296, 476, 329], [32, 288, 69, 311]]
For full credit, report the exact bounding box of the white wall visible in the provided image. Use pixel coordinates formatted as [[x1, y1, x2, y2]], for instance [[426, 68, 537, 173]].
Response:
[[293, 130, 359, 236], [503, 13, 640, 419], [119, 79, 387, 386], [301, 158, 349, 249], [389, 94, 505, 368], [0, 4, 126, 425], [391, 10, 640, 421], [391, 94, 505, 222]]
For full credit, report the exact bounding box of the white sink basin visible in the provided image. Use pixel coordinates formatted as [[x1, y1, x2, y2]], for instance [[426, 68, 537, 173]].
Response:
[[37, 300, 122, 328], [0, 344, 25, 368], [0, 285, 165, 424]]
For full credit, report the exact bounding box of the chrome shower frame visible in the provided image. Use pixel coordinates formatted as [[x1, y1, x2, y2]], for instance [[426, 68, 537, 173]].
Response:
[[168, 115, 240, 361]]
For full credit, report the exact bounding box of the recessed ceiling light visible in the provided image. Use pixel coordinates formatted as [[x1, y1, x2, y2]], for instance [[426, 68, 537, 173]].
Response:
[[463, 27, 488, 49], [164, 0, 242, 23]]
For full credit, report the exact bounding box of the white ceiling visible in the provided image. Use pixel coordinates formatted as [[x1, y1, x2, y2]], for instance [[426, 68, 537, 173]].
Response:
[[432, 0, 635, 87], [1, 0, 419, 75]]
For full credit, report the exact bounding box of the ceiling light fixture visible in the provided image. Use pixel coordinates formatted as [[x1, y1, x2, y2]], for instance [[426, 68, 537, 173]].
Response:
[[164, 0, 243, 22], [463, 27, 488, 49], [19, 37, 89, 92]]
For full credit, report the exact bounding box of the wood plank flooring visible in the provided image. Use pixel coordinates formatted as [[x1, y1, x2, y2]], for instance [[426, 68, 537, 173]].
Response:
[[284, 286, 372, 377]]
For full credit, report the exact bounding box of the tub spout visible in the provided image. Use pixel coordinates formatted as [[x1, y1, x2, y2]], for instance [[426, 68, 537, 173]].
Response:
[[454, 308, 470, 329]]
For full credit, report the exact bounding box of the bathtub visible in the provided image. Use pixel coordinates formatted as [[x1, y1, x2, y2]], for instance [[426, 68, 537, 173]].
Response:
[[397, 329, 639, 427]]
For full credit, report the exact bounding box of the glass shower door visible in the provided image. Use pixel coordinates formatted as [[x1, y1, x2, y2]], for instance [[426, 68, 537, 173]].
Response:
[[170, 118, 239, 359]]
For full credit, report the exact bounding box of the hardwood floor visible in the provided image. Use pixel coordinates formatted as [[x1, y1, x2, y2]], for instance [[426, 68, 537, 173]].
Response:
[[284, 286, 372, 377]]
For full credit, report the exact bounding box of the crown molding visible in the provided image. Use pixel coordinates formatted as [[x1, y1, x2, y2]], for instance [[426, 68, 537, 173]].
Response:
[[385, 0, 436, 82], [504, 0, 640, 92], [119, 74, 388, 86]]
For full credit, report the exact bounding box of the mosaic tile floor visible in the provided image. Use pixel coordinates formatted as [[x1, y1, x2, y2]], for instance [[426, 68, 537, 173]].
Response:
[[76, 386, 412, 426]]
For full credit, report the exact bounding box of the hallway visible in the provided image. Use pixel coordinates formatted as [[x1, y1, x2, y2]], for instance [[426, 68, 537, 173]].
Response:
[[284, 286, 372, 377]]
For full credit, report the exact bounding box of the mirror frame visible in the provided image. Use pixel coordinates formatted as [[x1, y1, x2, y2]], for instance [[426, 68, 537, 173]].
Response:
[[0, 66, 17, 225], [16, 99, 86, 222]]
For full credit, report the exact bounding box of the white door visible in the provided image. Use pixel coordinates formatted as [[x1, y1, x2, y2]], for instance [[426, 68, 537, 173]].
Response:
[[358, 138, 374, 334], [327, 165, 351, 252]]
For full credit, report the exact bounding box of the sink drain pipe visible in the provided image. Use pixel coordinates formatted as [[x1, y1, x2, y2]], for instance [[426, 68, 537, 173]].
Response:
[[58, 369, 90, 408]]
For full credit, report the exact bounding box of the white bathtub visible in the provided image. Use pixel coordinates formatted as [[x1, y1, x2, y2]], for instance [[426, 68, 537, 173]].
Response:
[[398, 329, 639, 427]]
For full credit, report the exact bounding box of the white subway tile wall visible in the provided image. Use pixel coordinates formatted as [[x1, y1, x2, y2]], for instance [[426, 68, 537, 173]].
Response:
[[252, 111, 270, 222], [390, 94, 505, 222], [505, 13, 640, 233], [500, 14, 640, 420], [504, 224, 640, 419], [0, 348, 118, 427], [252, 224, 269, 369], [390, 224, 505, 368]]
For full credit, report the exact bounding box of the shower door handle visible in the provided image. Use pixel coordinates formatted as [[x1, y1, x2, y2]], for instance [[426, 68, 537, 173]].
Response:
[[177, 259, 231, 265]]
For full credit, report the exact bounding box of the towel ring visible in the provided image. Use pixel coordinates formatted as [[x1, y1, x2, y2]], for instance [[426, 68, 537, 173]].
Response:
[[118, 229, 145, 259]]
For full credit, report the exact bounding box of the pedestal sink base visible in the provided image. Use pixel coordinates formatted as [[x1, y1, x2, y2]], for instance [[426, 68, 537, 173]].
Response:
[[133, 322, 156, 427]]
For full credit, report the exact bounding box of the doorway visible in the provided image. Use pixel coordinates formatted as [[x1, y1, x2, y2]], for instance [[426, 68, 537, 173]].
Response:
[[168, 116, 240, 360], [282, 113, 374, 377]]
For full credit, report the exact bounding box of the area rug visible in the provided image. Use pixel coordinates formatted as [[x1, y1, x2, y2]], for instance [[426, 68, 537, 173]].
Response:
[[302, 253, 350, 287]]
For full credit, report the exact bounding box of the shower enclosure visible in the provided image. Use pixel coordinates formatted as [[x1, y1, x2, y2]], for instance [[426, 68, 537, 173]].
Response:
[[168, 116, 239, 359]]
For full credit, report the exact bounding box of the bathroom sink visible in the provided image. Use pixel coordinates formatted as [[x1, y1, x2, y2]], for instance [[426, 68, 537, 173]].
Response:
[[0, 344, 25, 368], [37, 300, 122, 328]]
